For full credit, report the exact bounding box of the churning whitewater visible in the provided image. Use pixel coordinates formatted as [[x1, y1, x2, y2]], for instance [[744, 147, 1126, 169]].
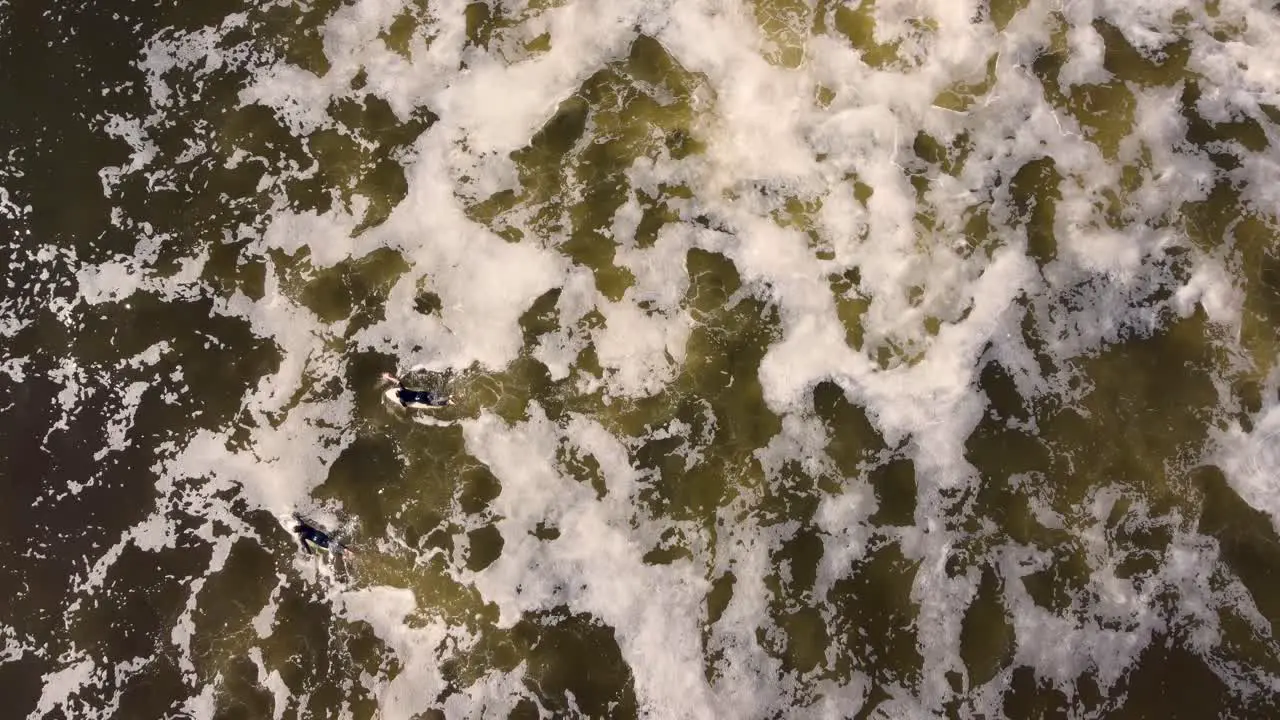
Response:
[[4, 0, 1280, 717]]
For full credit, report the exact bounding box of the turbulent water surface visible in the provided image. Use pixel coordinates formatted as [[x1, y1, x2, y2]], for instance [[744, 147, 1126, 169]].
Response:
[[6, 0, 1280, 717]]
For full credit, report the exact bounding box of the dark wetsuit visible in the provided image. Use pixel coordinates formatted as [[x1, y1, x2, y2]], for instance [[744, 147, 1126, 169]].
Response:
[[295, 524, 333, 553], [397, 387, 446, 407]]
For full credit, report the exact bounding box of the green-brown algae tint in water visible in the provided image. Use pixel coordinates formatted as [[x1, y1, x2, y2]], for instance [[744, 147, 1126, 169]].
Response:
[[502, 34, 709, 301], [0, 0, 298, 712], [0, 1, 441, 714], [13, 1, 1280, 717]]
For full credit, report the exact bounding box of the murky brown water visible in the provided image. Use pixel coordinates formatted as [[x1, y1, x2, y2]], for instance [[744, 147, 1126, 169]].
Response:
[[4, 1, 1280, 718]]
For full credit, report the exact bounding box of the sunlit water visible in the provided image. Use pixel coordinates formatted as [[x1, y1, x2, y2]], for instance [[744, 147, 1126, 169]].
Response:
[[4, 0, 1280, 717]]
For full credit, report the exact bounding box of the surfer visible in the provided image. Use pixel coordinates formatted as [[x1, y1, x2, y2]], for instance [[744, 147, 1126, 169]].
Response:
[[381, 372, 451, 408], [294, 519, 347, 555]]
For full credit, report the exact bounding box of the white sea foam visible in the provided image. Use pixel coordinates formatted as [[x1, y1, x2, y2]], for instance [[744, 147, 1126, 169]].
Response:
[[1216, 406, 1280, 529], [43, 0, 1280, 715]]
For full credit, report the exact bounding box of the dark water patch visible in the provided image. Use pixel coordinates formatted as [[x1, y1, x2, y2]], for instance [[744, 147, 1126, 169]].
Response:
[[700, 572, 736, 683], [634, 280, 781, 522], [344, 619, 401, 702], [850, 684, 893, 720], [331, 380, 474, 539], [71, 541, 215, 665], [1107, 501, 1173, 582], [634, 189, 684, 249], [1228, 214, 1280, 377], [867, 458, 916, 527], [464, 2, 496, 51], [1033, 24, 1138, 160], [779, 607, 829, 675], [976, 355, 1031, 424], [1196, 465, 1280, 637], [316, 95, 435, 234], [0, 369, 162, 643], [75, 293, 281, 426], [0, 655, 45, 720], [1030, 21, 1149, 160], [1065, 79, 1136, 160], [760, 522, 831, 677], [345, 350, 407, 425], [627, 33, 706, 96], [115, 655, 190, 718], [1007, 157, 1063, 267], [829, 269, 869, 351], [259, 590, 342, 713], [1230, 376, 1262, 432], [190, 538, 278, 669], [829, 1, 904, 70], [1019, 544, 1091, 616], [488, 356, 553, 424], [528, 521, 560, 543], [959, 564, 1014, 689], [204, 239, 269, 302], [300, 247, 410, 331], [503, 36, 707, 298], [516, 610, 637, 718], [117, 7, 434, 245], [986, 0, 1031, 32], [643, 542, 693, 566], [634, 433, 699, 514], [965, 470, 1068, 550], [813, 380, 886, 478], [826, 541, 923, 687], [0, 0, 180, 261], [970, 305, 1217, 580], [686, 248, 740, 317], [511, 95, 589, 201], [1095, 21, 1191, 87], [415, 287, 444, 317], [1112, 636, 1257, 719], [420, 514, 455, 553], [457, 466, 502, 515], [1182, 79, 1270, 156], [775, 525, 825, 603], [1042, 311, 1217, 511], [1213, 609, 1280, 686], [912, 131, 969, 179], [463, 524, 503, 571], [959, 205, 996, 259], [1018, 301, 1059, 384], [331, 94, 437, 158], [213, 657, 277, 720], [518, 288, 561, 347], [253, 0, 344, 77], [1001, 665, 1071, 719], [699, 574, 733, 631], [214, 106, 313, 205], [382, 8, 424, 60], [757, 462, 830, 527], [315, 435, 405, 541], [1, 256, 281, 710], [934, 55, 997, 113], [557, 442, 608, 500], [447, 608, 637, 717]]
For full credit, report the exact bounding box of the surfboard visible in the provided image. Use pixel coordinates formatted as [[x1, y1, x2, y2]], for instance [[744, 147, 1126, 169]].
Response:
[[383, 386, 454, 410], [289, 512, 354, 554]]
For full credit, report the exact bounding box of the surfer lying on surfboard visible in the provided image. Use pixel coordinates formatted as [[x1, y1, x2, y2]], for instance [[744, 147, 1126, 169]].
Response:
[[381, 372, 452, 408], [294, 517, 352, 555]]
